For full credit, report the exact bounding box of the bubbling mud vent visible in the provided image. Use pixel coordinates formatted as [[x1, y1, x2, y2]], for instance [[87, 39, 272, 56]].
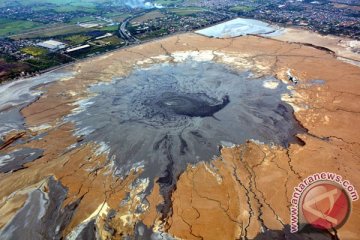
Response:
[[69, 60, 304, 218], [147, 92, 229, 118]]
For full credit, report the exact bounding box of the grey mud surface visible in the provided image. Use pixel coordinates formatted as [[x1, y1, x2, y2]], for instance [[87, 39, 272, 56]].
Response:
[[0, 148, 44, 173], [68, 60, 305, 185], [0, 177, 78, 240], [0, 71, 73, 138]]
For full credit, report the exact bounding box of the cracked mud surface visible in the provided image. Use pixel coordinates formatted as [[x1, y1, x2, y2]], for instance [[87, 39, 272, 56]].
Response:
[[0, 32, 359, 240], [68, 60, 303, 189]]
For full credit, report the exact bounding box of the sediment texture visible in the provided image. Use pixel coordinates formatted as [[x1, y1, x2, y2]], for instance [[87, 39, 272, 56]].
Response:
[[0, 33, 359, 239]]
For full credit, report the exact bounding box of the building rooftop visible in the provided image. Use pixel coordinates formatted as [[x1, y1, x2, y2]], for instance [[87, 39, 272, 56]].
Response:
[[37, 40, 66, 50]]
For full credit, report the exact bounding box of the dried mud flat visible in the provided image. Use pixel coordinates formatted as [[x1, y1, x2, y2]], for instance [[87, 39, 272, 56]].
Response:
[[272, 27, 360, 66], [0, 32, 359, 240]]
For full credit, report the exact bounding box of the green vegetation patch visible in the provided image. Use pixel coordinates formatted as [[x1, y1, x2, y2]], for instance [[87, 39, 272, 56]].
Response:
[[12, 0, 101, 7], [92, 36, 124, 46], [105, 12, 131, 23], [0, 54, 32, 83], [21, 46, 49, 56], [24, 53, 71, 71], [11, 24, 88, 40], [1, 0, 101, 13], [131, 10, 166, 24], [154, 0, 184, 7], [138, 28, 168, 40], [25, 58, 58, 70], [169, 7, 206, 16], [229, 5, 255, 12], [64, 34, 92, 45], [53, 5, 97, 13], [69, 16, 96, 24], [100, 25, 119, 32], [0, 18, 43, 37]]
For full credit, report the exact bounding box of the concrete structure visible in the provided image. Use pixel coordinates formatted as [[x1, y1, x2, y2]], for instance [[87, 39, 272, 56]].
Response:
[[37, 40, 66, 50], [78, 23, 100, 28], [95, 33, 113, 40], [66, 44, 91, 53]]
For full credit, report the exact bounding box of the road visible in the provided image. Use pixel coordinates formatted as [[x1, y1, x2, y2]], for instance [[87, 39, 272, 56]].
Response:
[[118, 16, 140, 45]]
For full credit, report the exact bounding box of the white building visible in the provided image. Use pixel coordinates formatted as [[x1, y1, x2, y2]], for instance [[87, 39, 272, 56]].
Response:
[[37, 40, 66, 51], [66, 44, 91, 53]]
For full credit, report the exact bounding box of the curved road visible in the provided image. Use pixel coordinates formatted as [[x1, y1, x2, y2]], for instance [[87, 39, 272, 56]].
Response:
[[118, 16, 140, 45]]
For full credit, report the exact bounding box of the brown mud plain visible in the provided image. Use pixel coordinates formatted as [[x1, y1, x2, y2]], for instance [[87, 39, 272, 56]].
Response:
[[0, 31, 360, 240]]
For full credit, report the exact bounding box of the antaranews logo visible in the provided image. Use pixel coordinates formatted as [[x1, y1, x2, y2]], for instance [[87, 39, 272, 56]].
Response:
[[290, 172, 358, 233]]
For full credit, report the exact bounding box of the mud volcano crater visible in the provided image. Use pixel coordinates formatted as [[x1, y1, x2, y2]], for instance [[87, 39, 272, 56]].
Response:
[[147, 92, 229, 118], [69, 60, 304, 185]]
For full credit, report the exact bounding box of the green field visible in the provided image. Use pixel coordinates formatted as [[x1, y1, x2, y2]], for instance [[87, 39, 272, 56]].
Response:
[[106, 12, 132, 23], [24, 55, 67, 71], [53, 5, 96, 13], [0, 0, 103, 7], [21, 46, 48, 56], [65, 34, 91, 45], [169, 7, 207, 16], [154, 0, 184, 7], [229, 5, 255, 12], [0, 18, 43, 36], [10, 24, 89, 40], [93, 36, 124, 46], [69, 16, 96, 24], [0, 0, 105, 13], [100, 25, 119, 32], [67, 37, 125, 59]]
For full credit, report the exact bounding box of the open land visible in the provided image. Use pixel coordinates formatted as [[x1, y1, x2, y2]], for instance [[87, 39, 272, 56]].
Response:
[[0, 25, 359, 239], [1, 0, 359, 82]]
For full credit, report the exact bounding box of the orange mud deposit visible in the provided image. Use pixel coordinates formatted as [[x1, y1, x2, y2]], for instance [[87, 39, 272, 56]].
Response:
[[0, 32, 359, 239]]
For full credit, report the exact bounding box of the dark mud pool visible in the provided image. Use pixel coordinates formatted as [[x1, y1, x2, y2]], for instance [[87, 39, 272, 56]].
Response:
[[68, 60, 305, 185]]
